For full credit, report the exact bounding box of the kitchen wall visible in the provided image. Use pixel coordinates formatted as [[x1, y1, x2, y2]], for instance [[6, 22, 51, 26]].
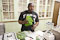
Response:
[[5, 19, 52, 33]]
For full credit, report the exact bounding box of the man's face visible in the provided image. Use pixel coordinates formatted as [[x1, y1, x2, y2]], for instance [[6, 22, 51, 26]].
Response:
[[28, 4, 34, 12]]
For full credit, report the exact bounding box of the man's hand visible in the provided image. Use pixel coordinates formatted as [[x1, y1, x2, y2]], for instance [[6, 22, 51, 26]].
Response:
[[23, 20, 28, 24], [18, 20, 28, 24], [32, 25, 36, 30], [32, 22, 39, 30]]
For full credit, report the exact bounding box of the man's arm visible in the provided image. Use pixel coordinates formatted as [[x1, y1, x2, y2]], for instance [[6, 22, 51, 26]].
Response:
[[32, 13, 39, 30], [18, 12, 28, 24]]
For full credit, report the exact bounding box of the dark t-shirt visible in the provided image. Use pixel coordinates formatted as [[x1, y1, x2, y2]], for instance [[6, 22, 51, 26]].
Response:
[[18, 10, 39, 32]]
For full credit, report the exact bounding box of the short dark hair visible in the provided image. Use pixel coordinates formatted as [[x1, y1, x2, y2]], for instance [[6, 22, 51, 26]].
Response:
[[28, 3, 32, 7]]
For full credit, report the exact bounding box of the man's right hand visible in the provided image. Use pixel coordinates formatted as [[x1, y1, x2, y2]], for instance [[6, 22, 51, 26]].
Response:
[[23, 20, 28, 24], [18, 20, 28, 24]]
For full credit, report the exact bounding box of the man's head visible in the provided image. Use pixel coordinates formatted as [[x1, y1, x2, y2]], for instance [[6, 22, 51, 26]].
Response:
[[28, 3, 34, 12]]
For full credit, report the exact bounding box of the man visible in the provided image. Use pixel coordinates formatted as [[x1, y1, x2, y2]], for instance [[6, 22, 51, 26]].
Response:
[[18, 3, 39, 32]]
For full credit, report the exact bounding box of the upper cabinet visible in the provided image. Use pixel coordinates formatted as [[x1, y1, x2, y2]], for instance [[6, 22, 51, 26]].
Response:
[[38, 0, 55, 19], [2, 0, 14, 21], [0, 0, 55, 22]]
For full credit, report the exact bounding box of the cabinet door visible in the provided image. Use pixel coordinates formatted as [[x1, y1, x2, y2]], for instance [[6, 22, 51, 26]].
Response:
[[39, 0, 55, 19], [18, 0, 27, 16], [2, 0, 15, 21]]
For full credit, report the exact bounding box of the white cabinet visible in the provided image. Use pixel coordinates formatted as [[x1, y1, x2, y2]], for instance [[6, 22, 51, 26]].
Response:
[[38, 0, 55, 19], [2, 0, 15, 21], [0, 0, 55, 22], [0, 0, 20, 22]]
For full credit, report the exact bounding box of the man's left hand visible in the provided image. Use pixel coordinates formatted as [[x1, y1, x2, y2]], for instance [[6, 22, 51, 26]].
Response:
[[32, 24, 36, 30], [32, 22, 39, 30]]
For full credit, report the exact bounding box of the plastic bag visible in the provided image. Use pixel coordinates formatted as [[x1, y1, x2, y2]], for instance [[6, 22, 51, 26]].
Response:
[[25, 16, 33, 26]]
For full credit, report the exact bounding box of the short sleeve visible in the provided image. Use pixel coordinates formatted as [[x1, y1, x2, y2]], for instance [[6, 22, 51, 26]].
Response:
[[35, 13, 39, 22], [18, 12, 23, 21]]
